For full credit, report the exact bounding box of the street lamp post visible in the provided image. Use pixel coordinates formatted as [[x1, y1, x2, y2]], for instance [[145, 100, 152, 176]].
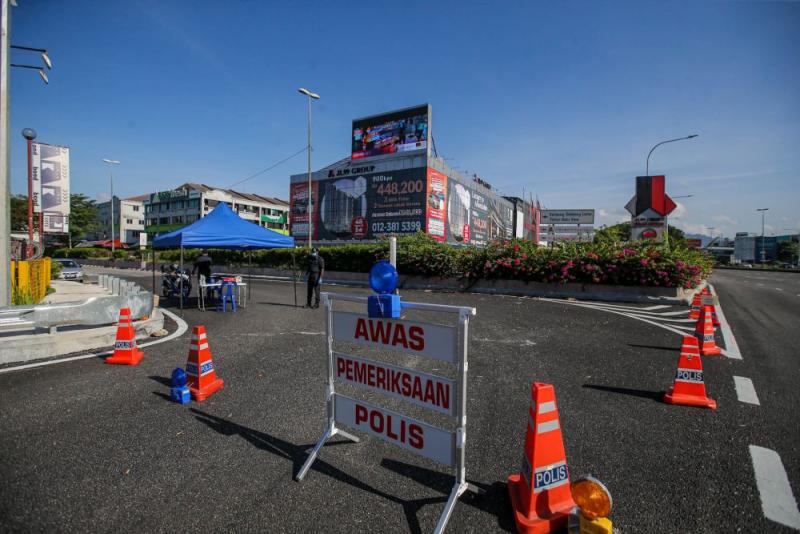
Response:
[[102, 159, 120, 256], [298, 87, 320, 248], [646, 134, 698, 176], [21, 128, 35, 257], [757, 208, 769, 263]]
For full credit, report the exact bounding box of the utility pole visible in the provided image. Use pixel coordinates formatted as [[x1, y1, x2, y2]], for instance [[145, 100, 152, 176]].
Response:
[[0, 0, 11, 306], [298, 87, 320, 248]]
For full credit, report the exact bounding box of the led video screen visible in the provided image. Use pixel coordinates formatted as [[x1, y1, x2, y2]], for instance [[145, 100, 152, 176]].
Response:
[[351, 105, 429, 161]]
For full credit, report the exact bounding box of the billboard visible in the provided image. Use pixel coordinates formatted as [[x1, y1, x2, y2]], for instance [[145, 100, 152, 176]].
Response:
[[291, 167, 426, 240], [445, 174, 513, 245], [32, 143, 70, 216], [351, 104, 429, 161], [425, 168, 448, 242]]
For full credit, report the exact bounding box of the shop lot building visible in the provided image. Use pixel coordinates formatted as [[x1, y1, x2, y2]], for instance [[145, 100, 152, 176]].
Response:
[[88, 194, 147, 246], [289, 104, 541, 245], [144, 183, 290, 238]]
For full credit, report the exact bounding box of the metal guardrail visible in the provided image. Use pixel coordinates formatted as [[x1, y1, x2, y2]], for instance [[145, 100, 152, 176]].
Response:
[[0, 274, 154, 334]]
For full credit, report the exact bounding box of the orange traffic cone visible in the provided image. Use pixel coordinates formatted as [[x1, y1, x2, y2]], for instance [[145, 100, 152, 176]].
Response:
[[688, 292, 701, 320], [689, 291, 700, 319], [106, 307, 144, 365], [663, 336, 716, 409], [700, 293, 721, 327], [695, 305, 722, 356], [508, 382, 576, 533], [185, 325, 224, 401]]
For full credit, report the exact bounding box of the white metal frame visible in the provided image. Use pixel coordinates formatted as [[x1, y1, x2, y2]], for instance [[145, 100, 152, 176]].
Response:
[[295, 291, 479, 534]]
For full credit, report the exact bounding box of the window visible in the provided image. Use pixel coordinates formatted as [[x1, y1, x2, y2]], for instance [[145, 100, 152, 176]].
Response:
[[133, 205, 140, 212], [126, 218, 134, 224]]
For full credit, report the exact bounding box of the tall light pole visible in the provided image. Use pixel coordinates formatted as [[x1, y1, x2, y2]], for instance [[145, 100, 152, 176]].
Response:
[[0, 0, 10, 306], [21, 128, 35, 257], [646, 134, 698, 176], [102, 159, 120, 255], [757, 208, 769, 263], [298, 87, 320, 248]]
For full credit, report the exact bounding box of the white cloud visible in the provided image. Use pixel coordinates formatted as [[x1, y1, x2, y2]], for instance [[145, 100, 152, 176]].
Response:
[[96, 192, 111, 202], [672, 202, 687, 219], [712, 214, 737, 225]]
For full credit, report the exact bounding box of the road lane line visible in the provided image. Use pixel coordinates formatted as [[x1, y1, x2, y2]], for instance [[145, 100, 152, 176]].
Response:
[[749, 445, 800, 529], [775, 288, 784, 292], [708, 283, 742, 360], [733, 376, 760, 405], [0, 308, 188, 375], [542, 298, 689, 337]]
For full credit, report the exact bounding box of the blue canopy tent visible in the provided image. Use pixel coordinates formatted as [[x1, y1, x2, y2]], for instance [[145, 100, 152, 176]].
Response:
[[153, 202, 294, 250], [152, 203, 295, 310]]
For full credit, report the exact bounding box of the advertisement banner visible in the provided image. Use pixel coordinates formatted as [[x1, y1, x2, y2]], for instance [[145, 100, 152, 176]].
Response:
[[289, 181, 319, 239], [292, 167, 426, 241], [43, 213, 69, 234], [425, 168, 448, 242], [445, 174, 513, 245], [351, 104, 430, 161], [32, 143, 70, 216]]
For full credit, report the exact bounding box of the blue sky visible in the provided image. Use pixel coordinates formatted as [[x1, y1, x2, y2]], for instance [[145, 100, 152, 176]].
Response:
[[9, 1, 799, 238]]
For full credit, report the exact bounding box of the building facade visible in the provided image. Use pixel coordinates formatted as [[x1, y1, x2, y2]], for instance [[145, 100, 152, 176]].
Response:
[[733, 233, 778, 263], [143, 183, 289, 238], [89, 195, 146, 245]]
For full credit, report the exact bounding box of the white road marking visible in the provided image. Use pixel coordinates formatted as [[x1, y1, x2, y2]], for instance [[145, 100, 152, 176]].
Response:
[[708, 284, 742, 360], [749, 445, 800, 529], [542, 298, 690, 337], [775, 288, 784, 292], [0, 308, 189, 375], [733, 376, 760, 405]]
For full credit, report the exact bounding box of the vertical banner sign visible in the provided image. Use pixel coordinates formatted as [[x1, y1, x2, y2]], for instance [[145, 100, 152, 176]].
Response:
[[33, 143, 69, 216], [425, 168, 448, 242], [31, 143, 41, 212]]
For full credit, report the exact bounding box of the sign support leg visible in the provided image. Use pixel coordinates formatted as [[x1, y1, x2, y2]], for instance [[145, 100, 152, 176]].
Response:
[[295, 293, 359, 482], [433, 312, 481, 534]]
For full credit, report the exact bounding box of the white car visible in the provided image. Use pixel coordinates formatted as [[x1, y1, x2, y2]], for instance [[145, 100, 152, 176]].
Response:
[[54, 258, 85, 282]]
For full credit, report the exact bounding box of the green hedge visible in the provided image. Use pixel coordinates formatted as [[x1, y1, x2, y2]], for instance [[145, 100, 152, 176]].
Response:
[[54, 232, 713, 288]]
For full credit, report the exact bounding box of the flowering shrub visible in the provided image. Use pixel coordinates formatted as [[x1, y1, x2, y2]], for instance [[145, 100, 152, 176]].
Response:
[[395, 233, 711, 288], [142, 232, 713, 288]]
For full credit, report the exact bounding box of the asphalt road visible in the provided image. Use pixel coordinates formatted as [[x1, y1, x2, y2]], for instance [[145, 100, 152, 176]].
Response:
[[0, 266, 797, 533]]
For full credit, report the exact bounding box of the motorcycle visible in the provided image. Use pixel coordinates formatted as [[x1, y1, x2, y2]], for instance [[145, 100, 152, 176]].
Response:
[[160, 263, 192, 299]]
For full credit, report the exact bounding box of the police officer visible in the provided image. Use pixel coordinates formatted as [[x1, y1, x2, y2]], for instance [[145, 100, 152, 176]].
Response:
[[306, 247, 324, 309], [192, 249, 213, 289]]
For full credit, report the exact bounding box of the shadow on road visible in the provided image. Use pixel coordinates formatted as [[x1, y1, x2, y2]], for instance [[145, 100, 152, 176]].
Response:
[[190, 408, 507, 533], [380, 458, 515, 532], [627, 343, 678, 352], [149, 375, 172, 387], [256, 301, 299, 308], [582, 383, 663, 401]]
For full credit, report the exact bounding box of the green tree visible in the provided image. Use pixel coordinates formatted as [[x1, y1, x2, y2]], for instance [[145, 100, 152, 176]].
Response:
[[10, 194, 31, 231], [594, 222, 631, 244], [777, 240, 799, 265], [68, 194, 99, 244]]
